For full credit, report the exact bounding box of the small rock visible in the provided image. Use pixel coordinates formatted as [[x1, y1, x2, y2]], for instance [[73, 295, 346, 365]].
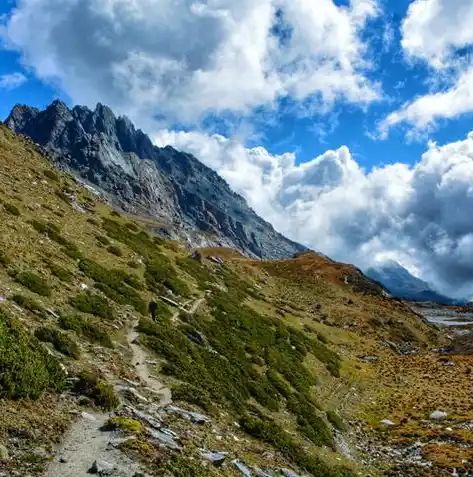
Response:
[[0, 444, 9, 460], [59, 456, 68, 463], [201, 450, 227, 467], [81, 412, 96, 421], [430, 411, 448, 421], [89, 460, 115, 475], [380, 419, 395, 427]]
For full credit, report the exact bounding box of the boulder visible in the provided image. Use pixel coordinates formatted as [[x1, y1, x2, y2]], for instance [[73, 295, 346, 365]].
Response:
[[430, 411, 448, 421], [89, 460, 115, 475]]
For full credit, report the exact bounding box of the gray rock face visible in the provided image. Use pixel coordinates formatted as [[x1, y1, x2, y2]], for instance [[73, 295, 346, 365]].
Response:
[[5, 100, 306, 259]]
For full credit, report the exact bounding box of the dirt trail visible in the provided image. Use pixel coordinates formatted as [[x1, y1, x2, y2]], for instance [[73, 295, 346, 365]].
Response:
[[128, 324, 173, 406], [43, 296, 205, 476], [44, 413, 142, 477]]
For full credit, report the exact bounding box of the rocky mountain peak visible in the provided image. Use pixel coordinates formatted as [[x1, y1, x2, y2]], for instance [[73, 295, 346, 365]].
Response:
[[5, 100, 306, 259]]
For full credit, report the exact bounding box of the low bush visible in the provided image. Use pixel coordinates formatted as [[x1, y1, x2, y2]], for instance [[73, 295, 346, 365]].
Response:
[[145, 255, 190, 297], [34, 327, 80, 359], [15, 271, 52, 297], [107, 245, 123, 257], [172, 384, 214, 412], [73, 370, 119, 410], [43, 169, 59, 181], [59, 313, 113, 348], [12, 294, 45, 317], [0, 309, 65, 399], [3, 202, 20, 216], [107, 416, 142, 433], [327, 410, 347, 432], [45, 260, 73, 282], [96, 235, 110, 246], [70, 293, 113, 319]]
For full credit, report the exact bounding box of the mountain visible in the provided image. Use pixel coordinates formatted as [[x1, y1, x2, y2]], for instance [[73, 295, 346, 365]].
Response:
[[365, 260, 458, 304], [5, 100, 306, 259]]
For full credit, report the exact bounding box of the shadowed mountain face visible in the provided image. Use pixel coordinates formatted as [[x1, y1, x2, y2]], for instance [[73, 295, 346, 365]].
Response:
[[5, 100, 305, 259], [365, 260, 459, 305]]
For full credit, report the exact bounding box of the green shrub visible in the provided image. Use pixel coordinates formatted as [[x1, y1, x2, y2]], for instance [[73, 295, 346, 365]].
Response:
[[107, 245, 123, 257], [0, 309, 65, 399], [125, 222, 139, 232], [15, 271, 52, 296], [87, 217, 100, 227], [70, 293, 113, 319], [78, 258, 146, 313], [176, 257, 213, 288], [0, 249, 11, 267], [73, 370, 119, 410], [45, 260, 73, 282], [127, 260, 140, 269], [172, 384, 214, 412], [96, 235, 110, 246], [327, 410, 347, 432], [34, 327, 80, 359], [12, 294, 46, 317], [107, 416, 142, 433], [145, 255, 190, 297], [62, 242, 83, 260], [43, 169, 59, 181], [110, 210, 121, 217], [59, 314, 113, 348], [3, 203, 20, 216]]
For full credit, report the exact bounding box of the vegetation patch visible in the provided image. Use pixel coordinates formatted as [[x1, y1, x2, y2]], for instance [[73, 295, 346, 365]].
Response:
[[0, 309, 65, 399], [107, 416, 142, 433], [70, 293, 113, 319], [45, 260, 73, 282], [15, 271, 52, 297], [327, 410, 347, 432], [107, 245, 123, 257], [43, 169, 59, 182], [59, 313, 113, 348], [12, 293, 46, 317], [73, 370, 119, 410], [145, 255, 189, 297], [34, 326, 80, 359], [3, 202, 20, 216], [78, 258, 146, 314]]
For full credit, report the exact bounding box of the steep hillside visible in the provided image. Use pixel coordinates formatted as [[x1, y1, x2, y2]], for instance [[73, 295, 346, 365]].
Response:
[[0, 124, 472, 477], [5, 100, 306, 259]]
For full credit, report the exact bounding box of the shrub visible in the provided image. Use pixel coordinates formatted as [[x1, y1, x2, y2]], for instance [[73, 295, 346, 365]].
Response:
[[45, 260, 73, 282], [145, 256, 190, 297], [59, 314, 113, 348], [172, 384, 214, 412], [107, 245, 123, 257], [12, 294, 45, 317], [34, 327, 80, 359], [0, 249, 11, 267], [0, 309, 65, 399], [70, 293, 113, 319], [43, 169, 59, 181], [15, 271, 52, 297], [87, 217, 100, 227], [78, 258, 146, 313], [110, 210, 121, 217], [107, 417, 142, 433], [3, 203, 20, 216], [327, 410, 347, 432], [96, 235, 110, 246], [73, 370, 119, 410]]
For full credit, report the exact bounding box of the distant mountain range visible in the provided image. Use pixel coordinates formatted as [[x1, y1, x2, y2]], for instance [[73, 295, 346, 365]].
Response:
[[365, 260, 461, 305], [5, 100, 306, 259]]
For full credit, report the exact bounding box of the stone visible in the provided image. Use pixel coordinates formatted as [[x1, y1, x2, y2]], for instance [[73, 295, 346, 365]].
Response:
[[89, 460, 115, 475], [232, 460, 253, 477], [430, 411, 448, 421], [81, 411, 97, 421], [201, 450, 227, 467], [380, 419, 395, 427], [0, 444, 9, 460]]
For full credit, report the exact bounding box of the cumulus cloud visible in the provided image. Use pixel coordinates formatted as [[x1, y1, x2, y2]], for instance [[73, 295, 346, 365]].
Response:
[[0, 71, 27, 90], [2, 0, 380, 126], [154, 128, 473, 298], [380, 0, 473, 135]]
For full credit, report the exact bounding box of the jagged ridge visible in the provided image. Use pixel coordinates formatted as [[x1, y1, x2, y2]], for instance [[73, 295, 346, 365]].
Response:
[[5, 100, 306, 259]]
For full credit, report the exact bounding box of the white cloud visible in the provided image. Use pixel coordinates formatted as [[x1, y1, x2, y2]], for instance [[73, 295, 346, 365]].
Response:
[[0, 72, 27, 90], [154, 128, 473, 298], [380, 0, 473, 135], [2, 0, 381, 126]]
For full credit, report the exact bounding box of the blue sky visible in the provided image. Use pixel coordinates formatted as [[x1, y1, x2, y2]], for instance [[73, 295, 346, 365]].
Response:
[[4, 0, 473, 298], [0, 0, 462, 169]]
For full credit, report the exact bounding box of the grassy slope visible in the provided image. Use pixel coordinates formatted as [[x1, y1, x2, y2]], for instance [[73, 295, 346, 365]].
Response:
[[0, 125, 470, 476]]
